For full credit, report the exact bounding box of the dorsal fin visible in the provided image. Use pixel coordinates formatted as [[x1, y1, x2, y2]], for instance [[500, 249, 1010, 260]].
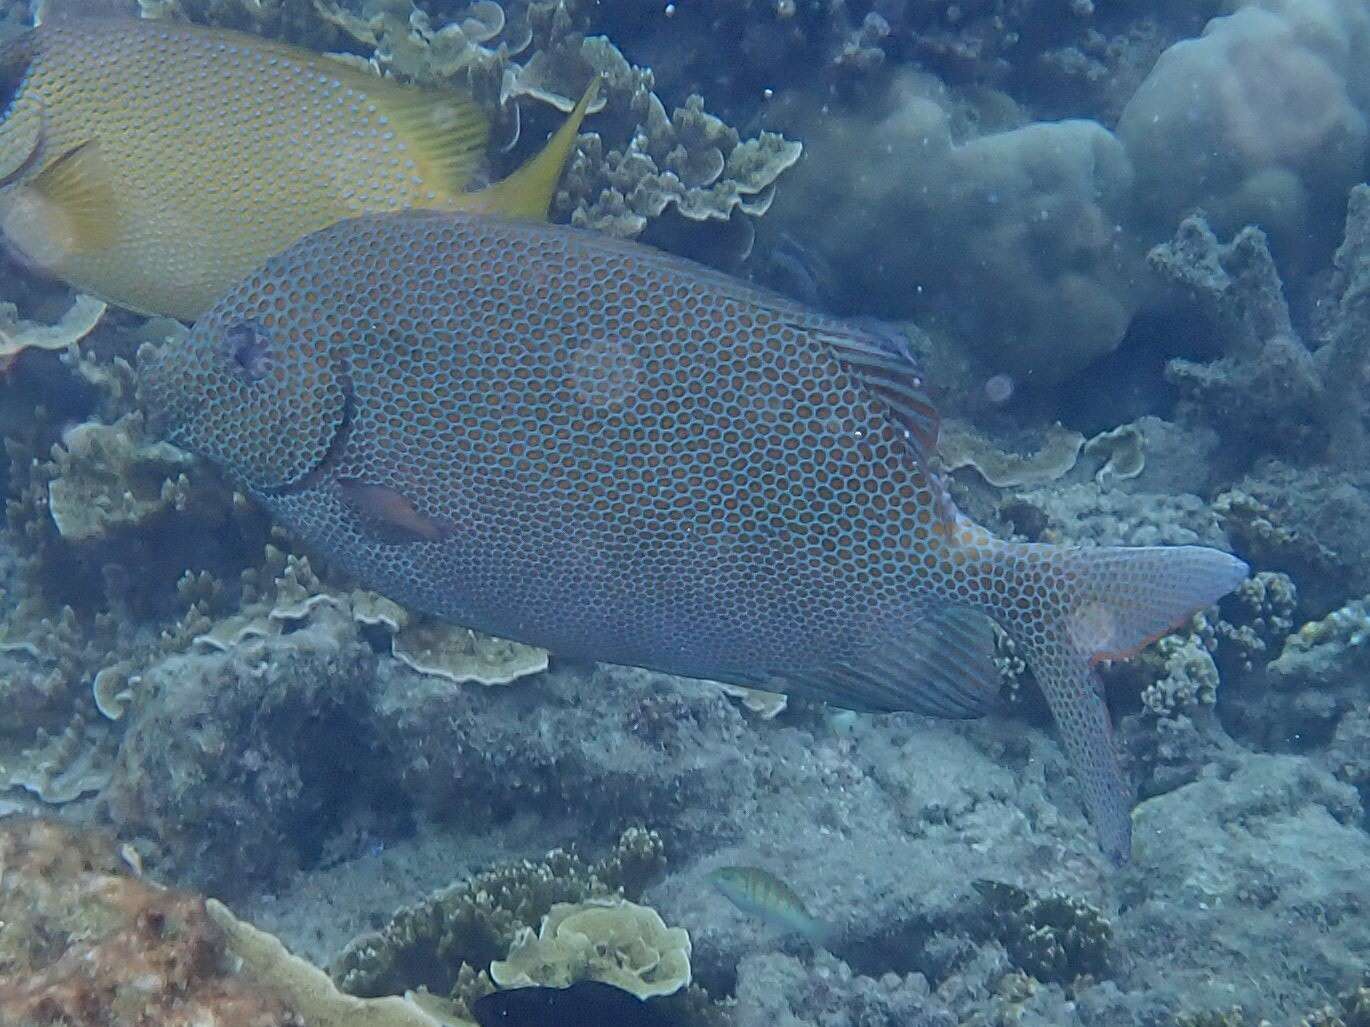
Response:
[[359, 76, 490, 194], [815, 318, 940, 454], [804, 317, 955, 531]]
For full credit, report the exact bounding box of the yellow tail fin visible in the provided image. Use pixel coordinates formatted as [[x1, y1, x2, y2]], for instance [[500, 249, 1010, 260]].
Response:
[[461, 77, 599, 220]]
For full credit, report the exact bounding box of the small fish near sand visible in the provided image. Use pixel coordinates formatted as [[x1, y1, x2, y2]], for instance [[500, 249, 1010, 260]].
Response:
[[0, 11, 593, 320], [708, 866, 834, 948], [139, 210, 1249, 865]]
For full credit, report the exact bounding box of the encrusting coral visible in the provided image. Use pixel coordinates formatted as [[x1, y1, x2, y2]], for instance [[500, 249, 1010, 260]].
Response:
[[0, 815, 472, 1027]]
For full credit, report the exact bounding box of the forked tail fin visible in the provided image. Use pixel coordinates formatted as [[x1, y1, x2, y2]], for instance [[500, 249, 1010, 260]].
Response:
[[990, 543, 1249, 864]]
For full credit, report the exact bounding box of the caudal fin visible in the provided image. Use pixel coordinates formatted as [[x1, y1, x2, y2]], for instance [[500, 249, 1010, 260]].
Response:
[[993, 543, 1248, 864], [460, 77, 599, 220]]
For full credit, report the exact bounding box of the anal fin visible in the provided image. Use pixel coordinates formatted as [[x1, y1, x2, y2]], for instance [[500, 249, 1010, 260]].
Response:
[[782, 605, 1001, 719]]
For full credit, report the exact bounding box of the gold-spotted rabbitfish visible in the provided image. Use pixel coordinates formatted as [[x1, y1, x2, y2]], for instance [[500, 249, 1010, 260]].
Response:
[[139, 211, 1250, 865], [708, 866, 833, 948], [0, 12, 592, 320]]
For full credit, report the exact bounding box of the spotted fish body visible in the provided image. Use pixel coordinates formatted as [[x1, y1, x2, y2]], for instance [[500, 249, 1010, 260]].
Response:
[[140, 211, 1249, 864], [0, 16, 586, 320]]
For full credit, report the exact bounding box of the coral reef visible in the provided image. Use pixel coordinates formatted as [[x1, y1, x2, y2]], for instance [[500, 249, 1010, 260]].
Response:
[[0, 816, 469, 1027], [1153, 217, 1324, 458], [489, 897, 691, 998], [762, 69, 1140, 383], [101, 605, 382, 895], [333, 828, 666, 1011], [731, 949, 953, 1027], [0, 293, 105, 372], [973, 880, 1111, 985], [1117, 0, 1370, 264]]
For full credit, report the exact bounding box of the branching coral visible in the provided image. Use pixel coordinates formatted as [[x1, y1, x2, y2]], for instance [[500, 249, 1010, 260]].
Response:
[[1154, 217, 1325, 457], [973, 880, 1111, 986], [332, 827, 666, 1011]]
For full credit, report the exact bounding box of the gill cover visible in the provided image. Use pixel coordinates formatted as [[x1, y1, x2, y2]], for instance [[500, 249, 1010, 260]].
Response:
[[167, 316, 347, 493]]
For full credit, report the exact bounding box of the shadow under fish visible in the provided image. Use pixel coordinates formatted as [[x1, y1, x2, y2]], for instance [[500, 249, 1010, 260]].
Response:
[[472, 981, 678, 1027]]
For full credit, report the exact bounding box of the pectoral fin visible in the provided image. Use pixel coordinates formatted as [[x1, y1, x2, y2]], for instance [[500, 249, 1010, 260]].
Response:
[[338, 478, 455, 545], [21, 140, 118, 253]]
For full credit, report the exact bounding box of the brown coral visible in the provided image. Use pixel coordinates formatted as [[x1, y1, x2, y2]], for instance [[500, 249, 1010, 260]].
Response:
[[0, 817, 301, 1026]]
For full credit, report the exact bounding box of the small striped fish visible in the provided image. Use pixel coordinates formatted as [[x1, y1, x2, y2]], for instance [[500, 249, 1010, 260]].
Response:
[[708, 866, 833, 948]]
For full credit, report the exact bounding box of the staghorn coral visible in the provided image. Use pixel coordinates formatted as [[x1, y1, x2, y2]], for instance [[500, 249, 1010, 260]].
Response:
[[489, 897, 691, 999], [1154, 217, 1325, 459], [972, 880, 1111, 986], [332, 827, 666, 1007]]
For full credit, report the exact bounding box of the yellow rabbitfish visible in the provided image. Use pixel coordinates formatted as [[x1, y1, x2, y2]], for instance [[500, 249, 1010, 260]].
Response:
[[0, 14, 592, 320]]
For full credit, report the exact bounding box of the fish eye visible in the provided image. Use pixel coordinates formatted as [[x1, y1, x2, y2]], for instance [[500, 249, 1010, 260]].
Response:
[[225, 318, 272, 383]]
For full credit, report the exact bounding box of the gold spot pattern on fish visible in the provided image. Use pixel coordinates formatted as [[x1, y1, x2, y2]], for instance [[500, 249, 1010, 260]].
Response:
[[139, 212, 1251, 865]]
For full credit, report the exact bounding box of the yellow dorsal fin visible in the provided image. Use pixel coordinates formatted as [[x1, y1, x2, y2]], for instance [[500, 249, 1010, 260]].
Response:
[[25, 140, 117, 253], [363, 76, 491, 193], [463, 77, 600, 220]]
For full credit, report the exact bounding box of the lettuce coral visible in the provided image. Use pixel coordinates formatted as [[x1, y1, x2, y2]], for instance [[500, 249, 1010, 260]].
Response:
[[333, 827, 666, 1006], [489, 897, 691, 999]]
